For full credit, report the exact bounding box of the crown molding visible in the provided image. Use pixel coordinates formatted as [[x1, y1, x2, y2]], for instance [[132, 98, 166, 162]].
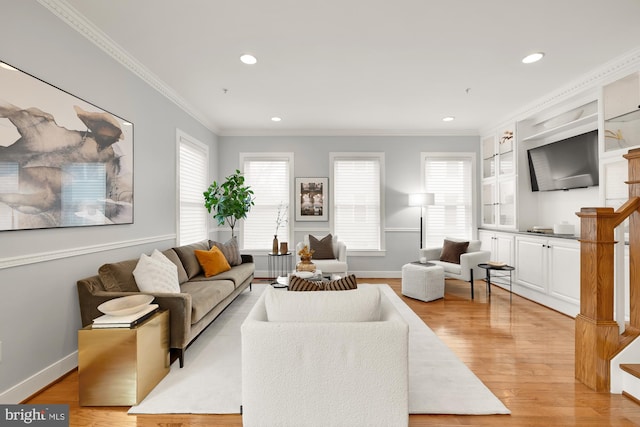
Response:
[[481, 46, 640, 134], [37, 1, 640, 139], [218, 128, 480, 137], [37, 0, 220, 134]]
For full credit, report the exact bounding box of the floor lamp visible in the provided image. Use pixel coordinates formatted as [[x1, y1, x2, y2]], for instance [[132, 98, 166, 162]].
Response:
[[409, 193, 435, 249]]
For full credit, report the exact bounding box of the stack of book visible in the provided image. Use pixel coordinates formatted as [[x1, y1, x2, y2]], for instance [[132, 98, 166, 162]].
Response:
[[92, 304, 159, 328]]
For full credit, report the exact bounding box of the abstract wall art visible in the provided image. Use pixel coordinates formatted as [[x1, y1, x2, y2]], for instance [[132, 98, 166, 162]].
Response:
[[0, 61, 133, 231]]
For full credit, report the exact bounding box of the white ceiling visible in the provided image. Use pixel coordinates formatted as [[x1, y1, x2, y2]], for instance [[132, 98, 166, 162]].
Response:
[[58, 0, 640, 135]]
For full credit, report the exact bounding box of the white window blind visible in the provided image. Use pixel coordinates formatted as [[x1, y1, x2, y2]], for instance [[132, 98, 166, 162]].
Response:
[[332, 154, 383, 251], [242, 154, 291, 250], [423, 154, 473, 247], [178, 132, 209, 245]]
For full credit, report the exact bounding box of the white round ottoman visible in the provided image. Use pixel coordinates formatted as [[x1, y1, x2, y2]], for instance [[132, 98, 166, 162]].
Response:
[[401, 263, 445, 302]]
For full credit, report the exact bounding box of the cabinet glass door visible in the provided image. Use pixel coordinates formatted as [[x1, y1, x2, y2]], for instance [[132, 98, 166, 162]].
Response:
[[482, 182, 496, 225], [498, 179, 515, 227], [498, 129, 515, 176], [482, 136, 496, 179]]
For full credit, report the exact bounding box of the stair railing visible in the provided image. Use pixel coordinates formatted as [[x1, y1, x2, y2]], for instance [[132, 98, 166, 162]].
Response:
[[575, 148, 640, 392]]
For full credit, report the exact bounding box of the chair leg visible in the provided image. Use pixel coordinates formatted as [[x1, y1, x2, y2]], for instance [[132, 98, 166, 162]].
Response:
[[470, 269, 474, 300]]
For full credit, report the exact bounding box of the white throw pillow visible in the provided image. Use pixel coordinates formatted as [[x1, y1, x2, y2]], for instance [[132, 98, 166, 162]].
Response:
[[133, 252, 180, 294], [264, 285, 381, 322]]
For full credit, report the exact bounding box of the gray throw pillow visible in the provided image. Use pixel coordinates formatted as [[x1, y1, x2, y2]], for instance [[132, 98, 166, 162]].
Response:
[[309, 234, 335, 259], [210, 237, 242, 266]]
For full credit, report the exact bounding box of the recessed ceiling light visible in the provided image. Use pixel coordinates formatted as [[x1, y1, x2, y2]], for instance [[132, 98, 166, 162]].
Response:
[[240, 54, 257, 65], [271, 117, 282, 122], [522, 52, 544, 64], [442, 116, 455, 122], [0, 62, 16, 71]]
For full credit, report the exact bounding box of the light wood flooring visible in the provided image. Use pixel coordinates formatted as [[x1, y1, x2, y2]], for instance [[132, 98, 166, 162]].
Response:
[[27, 278, 640, 426]]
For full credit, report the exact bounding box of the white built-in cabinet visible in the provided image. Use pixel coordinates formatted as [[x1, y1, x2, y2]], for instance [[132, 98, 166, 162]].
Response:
[[481, 126, 516, 229], [478, 230, 514, 289], [514, 235, 580, 316], [478, 230, 514, 266]]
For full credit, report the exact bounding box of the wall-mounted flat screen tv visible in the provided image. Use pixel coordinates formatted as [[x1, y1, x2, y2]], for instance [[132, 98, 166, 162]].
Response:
[[527, 130, 599, 192]]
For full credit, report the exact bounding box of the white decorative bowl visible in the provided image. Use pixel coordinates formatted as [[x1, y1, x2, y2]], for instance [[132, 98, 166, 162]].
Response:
[[488, 261, 506, 267], [98, 294, 154, 316]]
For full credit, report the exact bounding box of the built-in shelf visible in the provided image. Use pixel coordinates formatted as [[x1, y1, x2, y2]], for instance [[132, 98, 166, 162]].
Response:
[[521, 113, 598, 142], [607, 108, 640, 123]]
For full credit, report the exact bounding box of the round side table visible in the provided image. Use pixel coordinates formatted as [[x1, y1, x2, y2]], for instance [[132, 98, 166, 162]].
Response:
[[267, 252, 293, 285], [477, 263, 515, 303]]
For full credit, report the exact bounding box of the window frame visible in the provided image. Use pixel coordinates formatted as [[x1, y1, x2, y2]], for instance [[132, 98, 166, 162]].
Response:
[[420, 151, 477, 247], [330, 152, 386, 256], [239, 152, 294, 253], [176, 129, 209, 246]]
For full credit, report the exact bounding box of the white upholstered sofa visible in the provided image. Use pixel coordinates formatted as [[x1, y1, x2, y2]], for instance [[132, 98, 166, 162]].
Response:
[[295, 234, 348, 277], [241, 285, 409, 427], [420, 238, 490, 299]]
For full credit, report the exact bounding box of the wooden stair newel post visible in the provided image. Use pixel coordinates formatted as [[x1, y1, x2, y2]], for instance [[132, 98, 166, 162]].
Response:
[[624, 149, 640, 330], [575, 207, 619, 391]]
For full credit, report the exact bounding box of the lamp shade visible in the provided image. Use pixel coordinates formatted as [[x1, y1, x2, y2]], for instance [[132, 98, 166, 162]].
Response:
[[408, 193, 434, 207]]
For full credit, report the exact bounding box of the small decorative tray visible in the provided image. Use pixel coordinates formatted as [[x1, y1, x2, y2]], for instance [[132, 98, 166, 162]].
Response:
[[488, 261, 506, 267]]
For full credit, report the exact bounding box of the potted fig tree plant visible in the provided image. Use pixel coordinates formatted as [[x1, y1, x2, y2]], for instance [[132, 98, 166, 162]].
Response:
[[203, 169, 254, 238]]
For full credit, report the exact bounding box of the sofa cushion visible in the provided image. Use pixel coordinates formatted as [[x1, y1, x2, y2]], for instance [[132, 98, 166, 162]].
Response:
[[264, 285, 380, 322], [429, 260, 462, 275], [98, 259, 140, 292], [132, 251, 180, 294], [180, 279, 235, 324], [162, 248, 189, 284], [440, 239, 469, 264], [309, 234, 335, 259], [210, 237, 242, 266], [195, 246, 231, 277], [189, 262, 254, 288], [173, 240, 210, 279]]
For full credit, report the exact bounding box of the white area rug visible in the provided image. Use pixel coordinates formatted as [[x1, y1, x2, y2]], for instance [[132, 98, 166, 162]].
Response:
[[129, 284, 510, 415]]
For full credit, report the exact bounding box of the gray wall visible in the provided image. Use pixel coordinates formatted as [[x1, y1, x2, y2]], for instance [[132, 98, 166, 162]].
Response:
[[0, 1, 217, 401], [218, 135, 481, 276]]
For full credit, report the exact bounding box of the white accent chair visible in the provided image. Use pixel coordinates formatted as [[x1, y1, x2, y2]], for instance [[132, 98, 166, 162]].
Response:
[[420, 238, 491, 299], [241, 286, 409, 427], [295, 234, 348, 277]]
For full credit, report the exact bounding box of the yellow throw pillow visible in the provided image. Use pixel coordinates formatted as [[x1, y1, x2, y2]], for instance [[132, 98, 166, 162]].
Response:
[[194, 246, 231, 277]]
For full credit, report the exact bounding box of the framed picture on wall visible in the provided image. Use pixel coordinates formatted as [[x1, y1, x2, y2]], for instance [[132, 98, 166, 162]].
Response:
[[0, 60, 134, 231], [295, 177, 328, 221]]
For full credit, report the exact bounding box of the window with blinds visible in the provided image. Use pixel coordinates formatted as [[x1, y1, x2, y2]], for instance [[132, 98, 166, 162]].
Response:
[[241, 153, 292, 250], [422, 153, 474, 247], [177, 131, 209, 246], [332, 153, 384, 251]]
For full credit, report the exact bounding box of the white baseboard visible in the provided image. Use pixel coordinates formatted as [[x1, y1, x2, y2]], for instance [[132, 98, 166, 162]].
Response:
[[0, 352, 77, 404]]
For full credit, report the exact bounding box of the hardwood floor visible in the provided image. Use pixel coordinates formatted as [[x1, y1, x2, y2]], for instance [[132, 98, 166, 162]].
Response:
[[27, 278, 640, 426]]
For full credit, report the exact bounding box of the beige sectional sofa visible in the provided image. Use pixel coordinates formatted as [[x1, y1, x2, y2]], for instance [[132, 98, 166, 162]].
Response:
[[77, 240, 254, 367]]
